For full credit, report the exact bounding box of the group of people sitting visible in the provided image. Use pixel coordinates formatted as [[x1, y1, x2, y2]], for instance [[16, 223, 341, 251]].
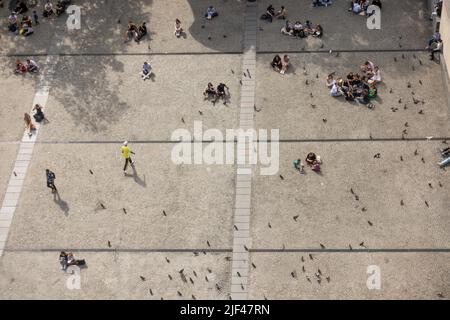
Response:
[[203, 82, 230, 105], [14, 59, 40, 74], [8, 10, 35, 36], [349, 0, 382, 15], [261, 5, 288, 22], [23, 104, 48, 137], [281, 20, 323, 38], [271, 54, 290, 74], [327, 61, 381, 108], [124, 21, 148, 43], [293, 152, 323, 173], [42, 0, 72, 18]]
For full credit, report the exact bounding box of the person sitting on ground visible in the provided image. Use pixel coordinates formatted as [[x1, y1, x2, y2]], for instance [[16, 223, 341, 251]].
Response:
[[349, 0, 363, 14], [360, 60, 375, 73], [15, 59, 28, 73], [276, 6, 287, 19], [141, 61, 152, 80], [261, 5, 275, 22], [8, 12, 19, 32], [27, 59, 39, 72], [281, 20, 294, 36], [136, 22, 147, 41], [427, 32, 441, 48], [55, 0, 65, 16], [429, 39, 443, 61], [24, 112, 36, 136], [20, 22, 33, 37], [326, 74, 336, 88], [330, 79, 344, 97], [43, 1, 55, 18], [15, 1, 28, 14], [67, 252, 86, 266], [368, 83, 377, 99], [205, 6, 218, 20], [305, 152, 322, 172], [174, 18, 183, 37], [312, 24, 323, 37], [293, 159, 305, 174], [22, 15, 32, 27], [304, 20, 313, 34], [59, 251, 68, 270], [124, 21, 138, 42], [33, 104, 47, 123], [293, 21, 306, 38], [216, 83, 229, 104], [203, 82, 216, 100], [280, 55, 290, 74], [372, 0, 382, 9], [271, 55, 282, 71], [313, 0, 332, 7], [368, 66, 381, 83]]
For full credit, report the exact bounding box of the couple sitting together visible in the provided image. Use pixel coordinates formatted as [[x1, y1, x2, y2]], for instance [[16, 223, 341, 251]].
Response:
[[271, 55, 290, 74], [15, 59, 39, 74], [261, 5, 288, 22], [8, 12, 34, 36], [281, 20, 323, 38], [203, 82, 229, 105], [124, 21, 147, 43], [349, 0, 382, 15]]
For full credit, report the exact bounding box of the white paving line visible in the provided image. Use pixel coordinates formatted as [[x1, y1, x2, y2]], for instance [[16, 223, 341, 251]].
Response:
[[0, 49, 60, 257], [230, 1, 258, 300]]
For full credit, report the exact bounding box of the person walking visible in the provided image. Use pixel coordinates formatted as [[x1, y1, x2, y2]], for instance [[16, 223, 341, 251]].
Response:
[[430, 39, 443, 61], [46, 169, 57, 193], [121, 141, 135, 174]]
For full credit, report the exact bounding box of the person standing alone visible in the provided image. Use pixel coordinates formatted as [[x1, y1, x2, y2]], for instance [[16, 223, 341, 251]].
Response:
[[121, 141, 135, 174], [46, 169, 57, 193]]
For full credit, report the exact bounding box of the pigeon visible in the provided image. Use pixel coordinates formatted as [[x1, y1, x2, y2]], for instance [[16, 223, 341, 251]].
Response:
[[280, 175, 284, 180], [177, 291, 182, 297], [189, 277, 194, 284], [223, 35, 227, 38], [320, 43, 324, 48], [140, 275, 146, 281], [439, 182, 443, 188], [207, 240, 211, 247], [216, 284, 221, 291], [149, 288, 153, 295], [418, 110, 424, 114], [193, 270, 197, 277], [419, 59, 423, 65], [374, 153, 381, 158], [355, 195, 359, 201], [438, 293, 444, 298], [362, 207, 367, 212], [254, 105, 261, 112], [293, 215, 299, 221], [317, 279, 322, 284], [349, 244, 353, 250], [413, 98, 420, 104], [369, 134, 373, 140], [404, 122, 408, 127], [407, 82, 411, 88], [320, 243, 325, 249], [247, 69, 251, 78], [400, 156, 404, 161], [350, 188, 355, 194], [123, 208, 127, 214], [207, 36, 211, 40], [403, 129, 408, 135], [165, 257, 170, 263], [326, 277, 330, 283], [192, 294, 196, 300], [205, 276, 209, 282], [316, 73, 319, 78], [237, 271, 241, 277], [389, 88, 393, 94], [310, 92, 313, 98], [168, 274, 172, 280], [399, 43, 402, 48], [414, 149, 418, 156], [301, 256, 305, 262], [425, 200, 429, 207], [419, 80, 423, 85], [201, 25, 205, 29], [181, 117, 185, 123], [398, 98, 402, 104], [411, 91, 415, 96], [323, 118, 327, 123], [368, 220, 373, 226], [335, 52, 340, 57], [310, 104, 317, 108], [89, 169, 93, 174], [239, 80, 242, 85], [231, 69, 234, 74], [107, 241, 111, 248], [401, 200, 404, 206], [241, 284, 245, 290], [291, 271, 297, 278], [234, 225, 238, 230], [268, 222, 272, 228], [421, 157, 425, 163], [359, 241, 366, 248], [244, 245, 249, 251], [309, 254, 313, 260], [163, 210, 167, 216], [179, 269, 184, 274], [100, 203, 106, 209], [198, 110, 203, 115], [402, 54, 405, 59], [252, 263, 257, 269], [393, 57, 397, 62], [306, 79, 309, 85], [306, 276, 311, 282], [207, 268, 212, 273], [428, 183, 433, 188]]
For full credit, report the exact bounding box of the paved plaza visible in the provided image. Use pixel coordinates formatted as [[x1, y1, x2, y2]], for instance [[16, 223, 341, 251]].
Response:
[[0, 0, 449, 299]]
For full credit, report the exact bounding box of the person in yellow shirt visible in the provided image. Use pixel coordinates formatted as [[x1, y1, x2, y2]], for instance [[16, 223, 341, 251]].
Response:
[[121, 141, 135, 174]]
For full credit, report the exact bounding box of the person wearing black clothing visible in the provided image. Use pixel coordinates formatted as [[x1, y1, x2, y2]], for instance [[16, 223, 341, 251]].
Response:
[[215, 83, 229, 104], [372, 0, 382, 9], [15, 1, 28, 14], [46, 169, 57, 193], [271, 55, 282, 71], [136, 22, 147, 41]]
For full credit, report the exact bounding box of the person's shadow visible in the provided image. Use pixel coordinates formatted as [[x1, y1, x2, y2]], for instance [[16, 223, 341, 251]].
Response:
[[53, 190, 70, 216], [125, 164, 147, 187]]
